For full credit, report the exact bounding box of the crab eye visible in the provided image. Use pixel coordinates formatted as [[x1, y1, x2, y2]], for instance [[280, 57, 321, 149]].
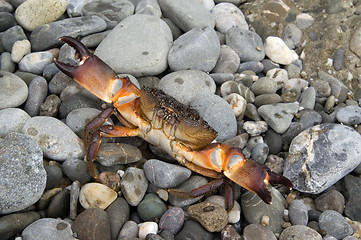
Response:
[[227, 154, 244, 169]]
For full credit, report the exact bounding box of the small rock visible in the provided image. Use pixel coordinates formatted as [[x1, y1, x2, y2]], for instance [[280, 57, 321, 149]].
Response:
[[0, 12, 16, 32], [0, 108, 30, 137], [204, 195, 241, 224], [79, 183, 117, 209], [188, 202, 228, 232], [83, 0, 134, 23], [314, 190, 345, 214], [224, 93, 247, 118], [211, 2, 248, 34], [242, 223, 277, 240], [97, 143, 142, 166], [18, 51, 53, 75], [138, 221, 158, 239], [118, 220, 139, 239], [40, 94, 62, 117], [319, 210, 353, 239], [336, 105, 361, 125], [283, 23, 302, 49], [144, 159, 191, 188], [73, 208, 111, 240], [279, 225, 322, 240], [243, 121, 268, 136], [221, 224, 241, 240], [175, 220, 213, 240], [343, 175, 361, 221], [0, 212, 40, 240], [70, 181, 80, 220], [0, 70, 28, 109], [120, 167, 148, 206], [106, 197, 130, 240], [212, 45, 240, 73], [159, 207, 184, 235], [44, 164, 63, 190], [251, 77, 278, 95], [135, 0, 162, 17], [11, 39, 31, 63], [137, 193, 167, 221], [59, 93, 102, 119], [62, 158, 91, 185], [47, 189, 70, 219], [350, 26, 361, 57], [289, 199, 308, 225], [237, 61, 264, 73], [296, 13, 314, 30], [2, 25, 27, 52], [299, 87, 316, 109], [264, 36, 294, 65], [0, 52, 16, 72], [333, 47, 344, 71], [251, 142, 269, 164], [24, 76, 48, 116]]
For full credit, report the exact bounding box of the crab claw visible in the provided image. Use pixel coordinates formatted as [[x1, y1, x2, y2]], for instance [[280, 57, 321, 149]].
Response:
[[54, 36, 140, 104], [223, 148, 292, 204]]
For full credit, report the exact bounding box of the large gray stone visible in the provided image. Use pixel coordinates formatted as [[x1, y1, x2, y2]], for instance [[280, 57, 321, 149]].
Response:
[[95, 14, 172, 77], [284, 123, 361, 194]]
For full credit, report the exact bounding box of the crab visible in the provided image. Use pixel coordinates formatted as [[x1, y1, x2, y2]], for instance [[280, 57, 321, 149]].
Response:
[[54, 36, 292, 210]]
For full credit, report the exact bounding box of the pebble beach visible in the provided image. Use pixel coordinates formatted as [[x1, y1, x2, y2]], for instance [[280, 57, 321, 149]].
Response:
[[1, 0, 361, 239]]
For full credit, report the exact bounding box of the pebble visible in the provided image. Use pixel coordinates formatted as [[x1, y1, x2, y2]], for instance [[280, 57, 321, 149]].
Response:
[[257, 102, 299, 134], [343, 174, 361, 222], [106, 197, 130, 240], [336, 105, 361, 125], [0, 132, 46, 214], [0, 212, 40, 240], [297, 109, 323, 130], [0, 52, 16, 72], [190, 93, 237, 141], [118, 220, 139, 239], [39, 94, 61, 117], [62, 158, 91, 185], [168, 26, 220, 72], [143, 159, 191, 188], [47, 189, 70, 218], [223, 93, 247, 118], [0, 70, 28, 109], [44, 164, 63, 190], [159, 207, 184, 235], [158, 0, 215, 32], [266, 68, 288, 90], [21, 218, 76, 240], [211, 2, 248, 34], [296, 13, 314, 30], [18, 51, 53, 74], [120, 167, 148, 206], [251, 77, 278, 95], [242, 223, 277, 240], [137, 193, 167, 221], [159, 70, 216, 105], [238, 61, 264, 73], [58, 93, 101, 119], [226, 28, 265, 62], [135, 0, 162, 17], [11, 39, 31, 63], [79, 183, 117, 209], [241, 187, 286, 233], [2, 25, 27, 52], [350, 26, 361, 57], [30, 15, 107, 51], [284, 123, 361, 194], [254, 93, 282, 107], [333, 47, 344, 71], [24, 76, 48, 116], [279, 225, 322, 240], [283, 23, 302, 49], [289, 199, 308, 225], [83, 0, 134, 23], [204, 195, 241, 224], [97, 142, 142, 166], [251, 142, 269, 164], [175, 220, 213, 240], [213, 45, 241, 73], [0, 107, 30, 137], [243, 121, 268, 136], [299, 86, 316, 109], [319, 71, 349, 103], [264, 36, 294, 65], [138, 221, 158, 239], [314, 189, 345, 214], [69, 181, 80, 220], [169, 175, 208, 207], [94, 14, 172, 77], [0, 12, 16, 31], [73, 207, 111, 240], [22, 116, 85, 161], [15, 0, 67, 31], [210, 73, 235, 84], [319, 210, 354, 239], [187, 202, 228, 232]]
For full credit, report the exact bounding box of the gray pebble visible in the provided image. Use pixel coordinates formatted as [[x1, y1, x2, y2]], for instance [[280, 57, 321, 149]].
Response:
[[251, 77, 277, 95], [209, 73, 234, 85], [49, 72, 75, 95], [190, 93, 237, 141], [159, 70, 216, 105], [324, 0, 344, 13], [44, 164, 63, 190], [0, 107, 30, 138], [158, 0, 215, 32], [279, 225, 322, 240], [264, 129, 282, 154], [80, 30, 110, 48], [22, 218, 76, 240], [0, 70, 28, 109], [47, 189, 70, 219], [135, 0, 162, 17], [0, 132, 46, 214], [289, 199, 308, 225], [336, 105, 361, 125], [137, 193, 167, 221], [310, 79, 332, 97], [83, 0, 134, 23], [42, 63, 60, 81], [59, 93, 101, 119], [62, 158, 91, 185], [0, 212, 40, 240], [237, 61, 263, 73], [144, 159, 191, 188], [319, 210, 353, 239], [97, 143, 142, 166], [24, 76, 48, 116], [333, 47, 344, 71], [284, 63, 301, 79], [281, 122, 303, 146], [283, 23, 302, 49], [159, 207, 184, 235], [343, 174, 361, 221], [296, 13, 314, 30], [30, 15, 107, 51], [0, 52, 15, 72], [226, 28, 265, 62], [120, 167, 148, 206], [18, 51, 53, 74], [242, 223, 277, 240], [1, 25, 27, 52], [254, 93, 282, 107], [318, 71, 349, 102], [299, 86, 316, 109], [106, 197, 130, 240], [297, 109, 323, 130], [118, 220, 139, 239], [168, 26, 220, 72], [22, 116, 85, 161], [0, 12, 16, 32], [314, 189, 345, 214], [243, 120, 268, 136], [213, 45, 240, 73], [261, 59, 280, 73], [251, 142, 269, 164], [175, 220, 213, 240], [70, 181, 80, 220]]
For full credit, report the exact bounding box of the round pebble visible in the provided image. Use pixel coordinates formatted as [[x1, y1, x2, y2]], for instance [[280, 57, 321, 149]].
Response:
[[212, 45, 240, 73], [24, 76, 48, 117], [120, 167, 148, 206], [211, 2, 248, 34], [11, 39, 31, 63], [22, 218, 76, 240], [0, 70, 28, 109], [314, 189, 345, 214], [106, 197, 130, 240], [62, 158, 91, 185], [0, 212, 40, 239], [79, 183, 117, 209], [289, 199, 309, 225], [243, 223, 277, 240], [137, 193, 167, 221], [279, 225, 322, 240], [159, 207, 184, 235], [319, 210, 354, 239], [264, 36, 294, 65], [0, 107, 30, 138], [18, 51, 53, 74], [336, 105, 361, 125]]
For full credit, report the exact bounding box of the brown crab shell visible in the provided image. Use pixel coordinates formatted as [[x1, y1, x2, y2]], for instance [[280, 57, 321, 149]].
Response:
[[139, 87, 217, 151]]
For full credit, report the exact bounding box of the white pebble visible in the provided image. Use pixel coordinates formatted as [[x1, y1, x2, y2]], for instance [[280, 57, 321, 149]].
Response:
[[224, 93, 246, 118], [11, 40, 31, 63], [264, 36, 294, 65], [79, 183, 117, 209], [211, 2, 248, 34], [266, 68, 289, 90], [138, 221, 158, 239]]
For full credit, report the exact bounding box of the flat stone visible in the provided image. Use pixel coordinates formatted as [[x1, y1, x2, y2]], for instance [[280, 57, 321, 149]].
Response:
[[22, 218, 76, 240], [0, 212, 40, 239], [95, 14, 172, 77], [22, 116, 85, 161], [0, 70, 28, 109], [18, 51, 53, 75], [188, 202, 228, 232], [83, 0, 134, 23], [0, 132, 46, 214], [279, 225, 322, 240], [336, 105, 361, 125], [30, 15, 107, 51], [284, 123, 361, 194], [79, 183, 117, 209]]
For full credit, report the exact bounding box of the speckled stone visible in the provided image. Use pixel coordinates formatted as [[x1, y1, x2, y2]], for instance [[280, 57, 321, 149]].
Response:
[[0, 107, 30, 138], [159, 207, 184, 235], [318, 210, 353, 239], [0, 212, 40, 240], [0, 70, 28, 109], [279, 225, 322, 240], [188, 202, 228, 232], [120, 167, 148, 206]]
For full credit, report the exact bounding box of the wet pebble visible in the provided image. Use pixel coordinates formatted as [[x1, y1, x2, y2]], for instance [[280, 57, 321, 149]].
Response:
[[264, 36, 294, 65], [336, 105, 361, 125], [211, 2, 248, 34], [62, 158, 91, 184], [0, 70, 28, 109], [73, 207, 111, 240], [226, 28, 265, 62], [319, 210, 354, 239], [120, 167, 148, 206], [22, 116, 85, 161], [24, 76, 48, 116], [106, 197, 130, 240], [95, 14, 172, 77], [0, 212, 40, 240], [168, 26, 220, 72], [289, 199, 308, 225], [144, 159, 191, 188], [284, 124, 361, 194], [79, 183, 117, 209], [159, 207, 184, 235], [44, 164, 63, 190], [18, 51, 53, 74], [47, 189, 70, 219], [137, 193, 167, 221], [21, 218, 76, 240], [11, 39, 31, 63], [0, 107, 30, 137], [159, 70, 216, 105], [158, 0, 215, 32], [0, 132, 46, 214], [242, 223, 277, 240]]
